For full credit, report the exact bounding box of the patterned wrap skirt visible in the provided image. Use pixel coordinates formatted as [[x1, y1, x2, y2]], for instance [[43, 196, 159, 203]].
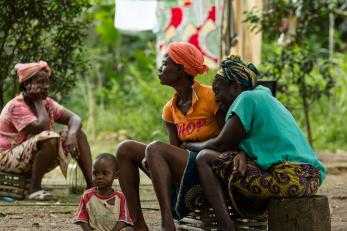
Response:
[[213, 151, 321, 200], [0, 130, 71, 178], [170, 151, 203, 220]]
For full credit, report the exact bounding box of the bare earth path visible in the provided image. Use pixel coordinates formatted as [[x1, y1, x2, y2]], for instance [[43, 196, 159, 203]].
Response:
[[0, 152, 346, 231]]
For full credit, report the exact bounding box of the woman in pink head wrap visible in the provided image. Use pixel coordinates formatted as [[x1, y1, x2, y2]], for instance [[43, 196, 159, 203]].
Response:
[[0, 61, 93, 200], [116, 42, 225, 230]]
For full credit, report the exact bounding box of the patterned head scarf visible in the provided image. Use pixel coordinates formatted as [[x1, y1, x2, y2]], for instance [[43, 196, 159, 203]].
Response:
[[15, 61, 51, 83], [167, 42, 209, 77], [217, 55, 259, 88]]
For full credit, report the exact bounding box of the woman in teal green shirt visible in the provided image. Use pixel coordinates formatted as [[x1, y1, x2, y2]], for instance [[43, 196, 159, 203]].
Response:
[[183, 55, 326, 231]]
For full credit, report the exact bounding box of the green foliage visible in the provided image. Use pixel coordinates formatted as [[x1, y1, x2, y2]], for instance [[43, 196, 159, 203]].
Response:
[[0, 0, 91, 108], [245, 0, 346, 147], [274, 53, 347, 151], [96, 47, 169, 141], [63, 1, 147, 137], [259, 42, 334, 111], [314, 54, 347, 150]]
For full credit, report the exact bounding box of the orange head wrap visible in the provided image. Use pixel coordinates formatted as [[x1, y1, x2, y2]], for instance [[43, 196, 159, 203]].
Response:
[[167, 42, 209, 77], [15, 61, 51, 83]]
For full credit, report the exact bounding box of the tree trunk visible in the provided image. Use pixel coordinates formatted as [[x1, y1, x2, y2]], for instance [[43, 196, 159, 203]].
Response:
[[329, 13, 334, 62], [300, 74, 313, 147], [0, 81, 3, 110], [86, 78, 96, 140]]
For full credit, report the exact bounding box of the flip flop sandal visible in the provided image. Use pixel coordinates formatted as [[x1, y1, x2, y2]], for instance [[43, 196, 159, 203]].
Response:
[[27, 190, 54, 201]]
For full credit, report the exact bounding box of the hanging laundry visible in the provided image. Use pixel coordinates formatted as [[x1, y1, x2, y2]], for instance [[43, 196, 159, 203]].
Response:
[[157, 0, 223, 68], [224, 0, 263, 65], [277, 10, 298, 47], [114, 0, 158, 31]]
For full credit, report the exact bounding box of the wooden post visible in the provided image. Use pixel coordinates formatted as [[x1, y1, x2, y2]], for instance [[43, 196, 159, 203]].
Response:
[[268, 195, 331, 231]]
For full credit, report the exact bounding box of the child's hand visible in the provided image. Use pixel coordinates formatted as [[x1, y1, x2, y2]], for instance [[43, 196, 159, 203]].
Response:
[[233, 151, 247, 176]]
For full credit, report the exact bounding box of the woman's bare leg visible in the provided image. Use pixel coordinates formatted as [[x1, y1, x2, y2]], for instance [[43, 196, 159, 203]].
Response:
[[196, 149, 235, 231], [76, 130, 93, 188], [116, 140, 149, 231], [30, 138, 59, 193], [145, 141, 189, 231]]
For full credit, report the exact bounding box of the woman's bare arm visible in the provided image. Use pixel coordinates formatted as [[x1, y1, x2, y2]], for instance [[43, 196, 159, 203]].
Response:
[[215, 109, 226, 129], [164, 121, 181, 147], [22, 100, 50, 135], [56, 109, 82, 158], [20, 81, 52, 135], [56, 108, 82, 134], [182, 114, 246, 152]]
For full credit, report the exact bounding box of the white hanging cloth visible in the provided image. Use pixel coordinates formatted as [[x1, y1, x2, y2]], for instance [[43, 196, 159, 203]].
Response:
[[114, 0, 158, 31]]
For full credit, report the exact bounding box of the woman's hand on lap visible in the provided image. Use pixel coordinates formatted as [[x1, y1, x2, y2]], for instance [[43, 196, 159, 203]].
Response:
[[63, 132, 79, 159], [181, 142, 202, 152], [233, 151, 247, 176], [181, 141, 197, 151], [180, 142, 188, 149]]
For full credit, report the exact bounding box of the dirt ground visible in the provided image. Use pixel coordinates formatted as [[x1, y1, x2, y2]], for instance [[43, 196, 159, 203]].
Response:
[[0, 152, 347, 231]]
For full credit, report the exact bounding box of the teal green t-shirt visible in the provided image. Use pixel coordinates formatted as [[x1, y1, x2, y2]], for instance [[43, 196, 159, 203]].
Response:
[[226, 85, 326, 183]]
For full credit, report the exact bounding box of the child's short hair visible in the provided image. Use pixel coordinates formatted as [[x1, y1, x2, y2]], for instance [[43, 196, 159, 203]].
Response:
[[94, 153, 118, 170]]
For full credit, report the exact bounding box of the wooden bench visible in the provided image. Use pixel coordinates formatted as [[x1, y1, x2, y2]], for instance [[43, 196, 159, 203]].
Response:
[[0, 171, 31, 199]]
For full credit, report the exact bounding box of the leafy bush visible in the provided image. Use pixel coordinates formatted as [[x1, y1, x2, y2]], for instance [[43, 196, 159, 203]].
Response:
[[245, 0, 346, 147], [0, 0, 91, 108]]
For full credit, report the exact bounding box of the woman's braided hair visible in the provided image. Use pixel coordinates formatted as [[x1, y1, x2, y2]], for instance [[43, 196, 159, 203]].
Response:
[[217, 55, 259, 89]]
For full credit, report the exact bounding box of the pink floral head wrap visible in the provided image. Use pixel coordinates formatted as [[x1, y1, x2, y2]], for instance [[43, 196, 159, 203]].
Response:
[[15, 61, 51, 83], [167, 42, 208, 77]]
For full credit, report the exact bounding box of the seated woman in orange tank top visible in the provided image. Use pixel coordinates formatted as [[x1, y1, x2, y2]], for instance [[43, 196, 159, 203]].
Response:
[[116, 42, 225, 231]]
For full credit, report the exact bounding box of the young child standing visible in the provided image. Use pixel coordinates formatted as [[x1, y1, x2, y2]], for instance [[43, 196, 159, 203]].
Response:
[[74, 153, 133, 231]]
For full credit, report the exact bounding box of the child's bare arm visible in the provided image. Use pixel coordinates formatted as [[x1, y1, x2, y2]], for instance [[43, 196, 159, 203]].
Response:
[[112, 221, 133, 231], [76, 222, 92, 231]]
